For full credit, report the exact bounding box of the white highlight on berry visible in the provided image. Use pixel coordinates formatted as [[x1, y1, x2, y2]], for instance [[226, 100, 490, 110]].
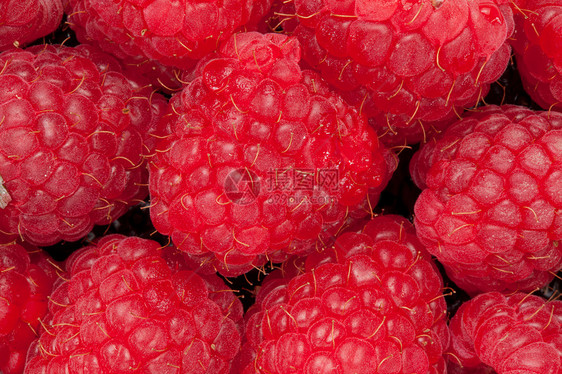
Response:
[[0, 175, 11, 209]]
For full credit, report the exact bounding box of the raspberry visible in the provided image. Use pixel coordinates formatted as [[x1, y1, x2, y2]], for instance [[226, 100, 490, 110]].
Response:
[[0, 0, 63, 50], [238, 215, 450, 373], [280, 0, 515, 146], [0, 44, 167, 246], [510, 0, 562, 110], [0, 243, 61, 374], [411, 105, 562, 294], [64, 0, 274, 70], [24, 235, 244, 373], [149, 32, 396, 276], [447, 291, 562, 373]]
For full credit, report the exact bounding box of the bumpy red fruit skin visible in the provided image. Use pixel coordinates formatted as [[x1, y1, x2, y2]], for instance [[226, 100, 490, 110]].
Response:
[[447, 292, 562, 373], [0, 243, 61, 374], [0, 44, 167, 246], [148, 32, 395, 277], [285, 0, 514, 146], [24, 235, 244, 373], [64, 0, 273, 70], [411, 104, 562, 295], [238, 215, 449, 373], [510, 0, 562, 110], [0, 0, 63, 51]]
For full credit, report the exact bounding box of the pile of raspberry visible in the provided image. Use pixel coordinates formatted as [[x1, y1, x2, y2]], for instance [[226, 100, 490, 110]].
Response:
[[1, 1, 562, 373]]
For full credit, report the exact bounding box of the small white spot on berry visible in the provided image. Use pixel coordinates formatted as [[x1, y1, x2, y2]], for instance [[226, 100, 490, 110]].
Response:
[[432, 0, 444, 9], [0, 175, 12, 209]]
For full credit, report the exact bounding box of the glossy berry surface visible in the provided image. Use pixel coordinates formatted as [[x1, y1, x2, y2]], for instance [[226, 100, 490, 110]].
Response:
[[0, 0, 63, 51], [510, 0, 562, 110], [25, 235, 244, 373], [64, 0, 273, 70], [412, 105, 562, 294], [0, 44, 167, 246], [447, 291, 562, 373], [285, 0, 515, 145], [149, 32, 395, 276], [0, 243, 61, 374], [2, 2, 562, 373], [238, 215, 450, 373]]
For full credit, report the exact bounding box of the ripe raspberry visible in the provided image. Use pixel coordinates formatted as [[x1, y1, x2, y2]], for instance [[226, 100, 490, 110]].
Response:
[[0, 44, 167, 246], [64, 0, 274, 70], [238, 215, 450, 373], [0, 0, 63, 50], [411, 105, 562, 294], [282, 0, 515, 146], [510, 0, 562, 110], [149, 32, 396, 276], [24, 235, 244, 373], [447, 291, 562, 373], [0, 243, 61, 374]]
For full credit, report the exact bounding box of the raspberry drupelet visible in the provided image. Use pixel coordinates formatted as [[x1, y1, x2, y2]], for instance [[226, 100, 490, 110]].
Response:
[[447, 291, 562, 373], [0, 0, 64, 51], [510, 0, 562, 111], [0, 243, 62, 374], [64, 0, 274, 70]]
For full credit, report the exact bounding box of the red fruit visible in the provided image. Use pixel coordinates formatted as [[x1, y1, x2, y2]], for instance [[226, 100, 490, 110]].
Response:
[[447, 292, 562, 373], [0, 44, 167, 246], [411, 105, 562, 294], [510, 0, 562, 110], [149, 32, 396, 276], [0, 0, 63, 50], [64, 0, 274, 70], [0, 243, 61, 374], [238, 215, 450, 373], [283, 0, 514, 145], [24, 235, 244, 373]]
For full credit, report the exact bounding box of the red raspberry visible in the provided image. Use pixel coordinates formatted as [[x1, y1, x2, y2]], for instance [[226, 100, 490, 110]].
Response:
[[0, 243, 61, 374], [149, 32, 396, 276], [64, 0, 274, 70], [24, 235, 244, 373], [411, 105, 562, 294], [0, 44, 167, 247], [238, 215, 450, 373], [510, 0, 562, 110], [447, 292, 562, 373], [282, 0, 515, 146], [0, 0, 63, 50]]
